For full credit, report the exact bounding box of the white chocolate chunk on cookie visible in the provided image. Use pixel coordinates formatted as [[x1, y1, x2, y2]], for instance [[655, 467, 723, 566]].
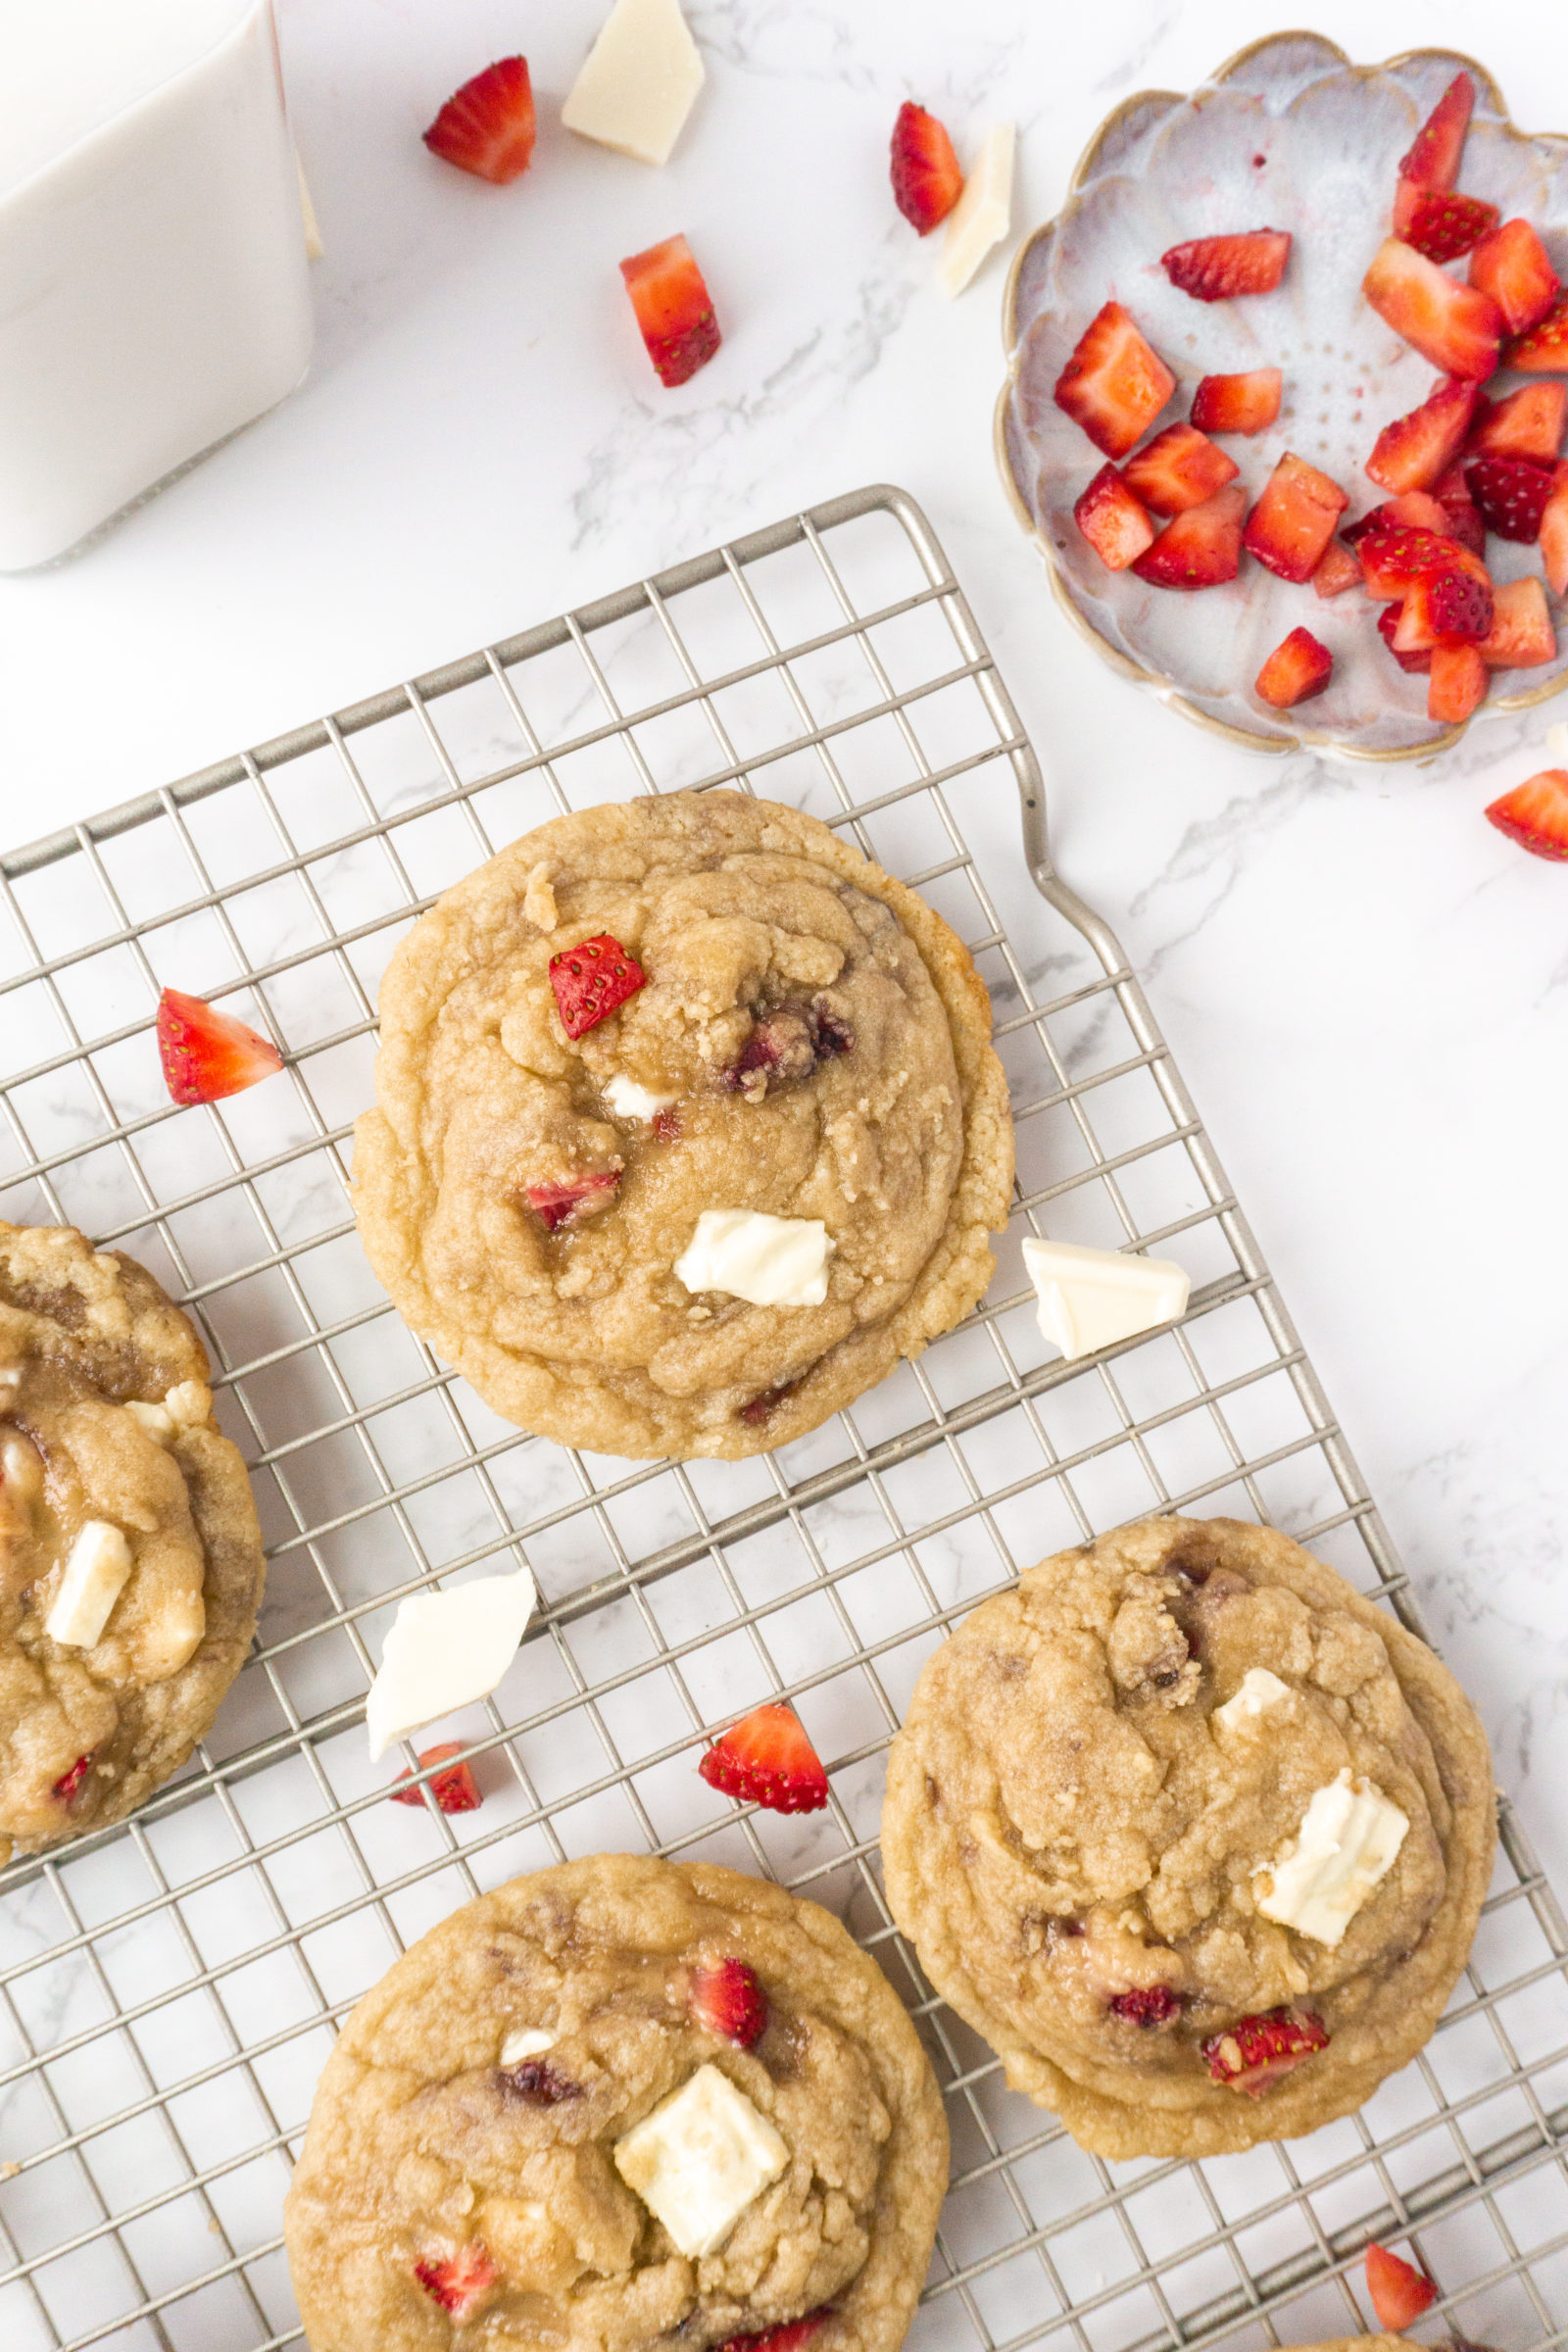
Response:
[[613, 2062, 788, 2256], [675, 1210, 832, 1306], [1254, 1770, 1408, 1946], [46, 1521, 133, 1648], [1214, 1667, 1293, 1732]]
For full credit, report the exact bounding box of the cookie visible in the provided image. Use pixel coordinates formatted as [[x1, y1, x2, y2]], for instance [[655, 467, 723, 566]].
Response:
[[881, 1516, 1495, 2158], [0, 1222, 266, 1861], [352, 791, 1012, 1458], [283, 1853, 949, 2352]]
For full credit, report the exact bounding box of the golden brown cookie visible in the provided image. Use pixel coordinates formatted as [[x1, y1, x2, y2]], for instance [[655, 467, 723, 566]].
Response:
[[881, 1517, 1495, 2158], [352, 791, 1012, 1459], [283, 1853, 949, 2352], [0, 1222, 266, 1860]]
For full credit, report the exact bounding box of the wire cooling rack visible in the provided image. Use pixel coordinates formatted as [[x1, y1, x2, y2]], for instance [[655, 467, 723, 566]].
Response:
[[2, 483, 1567, 2352]]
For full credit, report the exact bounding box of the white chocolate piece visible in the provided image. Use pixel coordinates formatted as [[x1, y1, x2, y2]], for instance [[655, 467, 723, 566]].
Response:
[[675, 1210, 832, 1307], [1546, 721, 1568, 760], [562, 0, 705, 168], [1214, 1667, 1293, 1732], [1021, 1237, 1190, 1360], [126, 1399, 176, 1444], [613, 2063, 788, 2256], [1254, 1769, 1408, 1946], [939, 122, 1015, 297], [296, 152, 323, 261], [165, 1380, 212, 1429], [365, 1566, 538, 1760], [46, 1520, 133, 1649], [500, 2026, 558, 2067], [605, 1073, 677, 1122]]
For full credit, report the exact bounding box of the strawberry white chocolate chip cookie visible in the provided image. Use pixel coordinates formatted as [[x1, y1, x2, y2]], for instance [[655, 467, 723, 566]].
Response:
[[282, 1854, 948, 2352], [881, 1516, 1494, 2159], [352, 791, 1012, 1460], [0, 1223, 265, 1861]]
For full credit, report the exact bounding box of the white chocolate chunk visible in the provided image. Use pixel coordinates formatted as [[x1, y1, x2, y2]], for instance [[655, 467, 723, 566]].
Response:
[[1021, 1237, 1190, 1360], [605, 1073, 677, 1122], [46, 1521, 133, 1649], [0, 1364, 22, 1397], [1546, 721, 1568, 760], [126, 1400, 176, 1445], [1214, 1667, 1293, 1733], [296, 152, 323, 261], [1, 1431, 43, 1505], [562, 0, 705, 168], [613, 2063, 788, 2256], [1254, 1769, 1408, 1947], [675, 1210, 832, 1307], [365, 1566, 538, 1760], [500, 2026, 558, 2067], [939, 122, 1015, 297], [165, 1381, 212, 1430]]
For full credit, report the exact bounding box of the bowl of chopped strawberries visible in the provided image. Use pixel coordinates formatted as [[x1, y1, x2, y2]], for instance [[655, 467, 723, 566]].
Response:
[[998, 32, 1568, 758]]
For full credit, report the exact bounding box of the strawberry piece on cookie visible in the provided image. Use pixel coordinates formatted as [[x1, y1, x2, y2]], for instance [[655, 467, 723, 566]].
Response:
[[548, 934, 647, 1038], [415, 2243, 499, 2319], [690, 1958, 769, 2048], [1054, 302, 1175, 459], [1160, 228, 1291, 302], [1202, 2007, 1330, 2094], [423, 58, 536, 183], [714, 2314, 833, 2352]]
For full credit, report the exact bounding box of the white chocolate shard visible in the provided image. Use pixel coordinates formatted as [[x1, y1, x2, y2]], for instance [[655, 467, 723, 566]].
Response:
[[675, 1210, 831, 1307], [613, 2063, 787, 2256], [365, 1566, 538, 1760], [1254, 1769, 1408, 1946], [46, 1521, 133, 1649], [1021, 1237, 1189, 1359], [1214, 1667, 1293, 1732], [939, 123, 1015, 297], [562, 0, 705, 168]]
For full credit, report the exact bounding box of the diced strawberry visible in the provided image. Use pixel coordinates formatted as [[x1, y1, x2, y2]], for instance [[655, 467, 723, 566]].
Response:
[[1244, 453, 1348, 582], [713, 2312, 832, 2352], [1190, 368, 1282, 435], [1106, 1985, 1183, 2026], [1479, 574, 1556, 667], [1467, 382, 1567, 465], [1201, 2006, 1330, 2094], [51, 1753, 93, 1804], [1344, 491, 1451, 543], [391, 1741, 481, 1815], [890, 102, 962, 234], [549, 933, 647, 1038], [1073, 465, 1155, 569], [1355, 524, 1489, 598], [1433, 467, 1487, 556], [1054, 302, 1176, 459], [1486, 769, 1568, 859], [1122, 422, 1239, 515], [1395, 72, 1474, 215], [1428, 641, 1489, 722], [1130, 483, 1246, 588], [1542, 463, 1568, 593], [524, 1169, 621, 1233], [500, 2057, 582, 2104], [1364, 2242, 1439, 2332], [1254, 627, 1333, 709], [1508, 289, 1568, 372], [620, 236, 720, 388], [652, 1105, 682, 1143], [1365, 375, 1479, 493], [1311, 540, 1364, 599], [1470, 219, 1562, 337], [1377, 602, 1432, 673], [415, 2242, 499, 2319], [423, 58, 536, 184], [1464, 453, 1556, 541], [1403, 191, 1497, 265], [1362, 237, 1503, 379], [157, 987, 283, 1105], [698, 1703, 829, 1814], [1392, 568, 1494, 650], [738, 1378, 798, 1426], [1160, 228, 1291, 302], [691, 1958, 768, 2048]]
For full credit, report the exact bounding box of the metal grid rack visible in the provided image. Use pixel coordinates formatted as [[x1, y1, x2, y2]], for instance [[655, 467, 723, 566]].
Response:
[[1, 483, 1566, 2352]]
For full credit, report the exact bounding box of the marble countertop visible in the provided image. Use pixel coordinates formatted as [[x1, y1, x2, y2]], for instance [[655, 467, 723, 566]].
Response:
[[3, 0, 1566, 1920]]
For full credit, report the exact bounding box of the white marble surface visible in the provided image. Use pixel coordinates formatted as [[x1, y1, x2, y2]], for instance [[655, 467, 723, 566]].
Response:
[[2, 0, 1567, 1920]]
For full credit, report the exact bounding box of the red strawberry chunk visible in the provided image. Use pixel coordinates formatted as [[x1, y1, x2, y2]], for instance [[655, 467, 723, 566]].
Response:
[[500, 2056, 582, 2104], [1403, 190, 1497, 265], [1344, 491, 1450, 544], [1365, 2242, 1438, 2333], [1073, 465, 1155, 570], [1106, 1985, 1182, 2026], [1054, 302, 1175, 459], [1201, 2006, 1329, 2094], [157, 988, 282, 1105], [890, 102, 962, 235], [698, 1702, 829, 1814], [1254, 627, 1333, 710], [1487, 769, 1568, 859], [1467, 382, 1567, 466], [1362, 237, 1503, 379], [391, 1741, 481, 1815], [1542, 464, 1568, 594], [1130, 483, 1245, 588], [1244, 453, 1348, 582], [1366, 375, 1479, 493], [1122, 422, 1238, 515], [1377, 602, 1432, 674], [1160, 228, 1291, 302], [1396, 72, 1474, 204], [423, 58, 536, 184], [1190, 368, 1282, 435], [549, 933, 647, 1038], [1508, 288, 1568, 372], [714, 2311, 833, 2352], [416, 2242, 499, 2319], [1479, 575, 1556, 667], [1355, 524, 1489, 599], [1464, 453, 1556, 541], [1471, 220, 1562, 337], [620, 236, 720, 388], [524, 1169, 622, 1233], [1433, 472, 1487, 557], [51, 1753, 94, 1804], [1393, 568, 1494, 650], [1311, 541, 1364, 599], [1428, 640, 1489, 723], [691, 1958, 769, 2048]]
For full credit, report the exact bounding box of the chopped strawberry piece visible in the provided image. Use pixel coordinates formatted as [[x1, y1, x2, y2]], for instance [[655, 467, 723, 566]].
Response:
[[698, 1702, 829, 1814], [1244, 452, 1348, 582], [524, 1169, 621, 1233], [423, 58, 536, 184], [889, 102, 962, 234], [1190, 368, 1282, 435], [1392, 568, 1494, 650], [1394, 72, 1474, 219], [1122, 422, 1239, 515], [1403, 191, 1497, 265], [691, 1958, 768, 2048], [1362, 237, 1503, 379], [1464, 453, 1556, 541], [1470, 220, 1562, 337], [1486, 769, 1568, 859], [51, 1753, 93, 1804], [652, 1105, 682, 1144], [157, 987, 283, 1105], [1366, 375, 1479, 493], [1130, 483, 1246, 588], [1364, 2242, 1439, 2332], [1428, 641, 1489, 723], [1377, 602, 1432, 674], [1160, 228, 1291, 302], [1202, 2006, 1330, 2094], [549, 933, 647, 1038], [1507, 288, 1568, 372], [391, 1742, 481, 1815], [1106, 1985, 1182, 2026], [1054, 301, 1175, 459], [1542, 464, 1568, 593], [1479, 575, 1556, 667], [1254, 627, 1333, 710], [1467, 382, 1567, 466], [713, 2311, 833, 2352], [1073, 465, 1155, 569], [415, 2242, 499, 2319], [499, 2057, 582, 2103], [1344, 491, 1451, 543], [1355, 523, 1489, 598], [1311, 541, 1364, 599], [738, 1379, 798, 1425], [1433, 467, 1487, 556], [619, 236, 720, 388]]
